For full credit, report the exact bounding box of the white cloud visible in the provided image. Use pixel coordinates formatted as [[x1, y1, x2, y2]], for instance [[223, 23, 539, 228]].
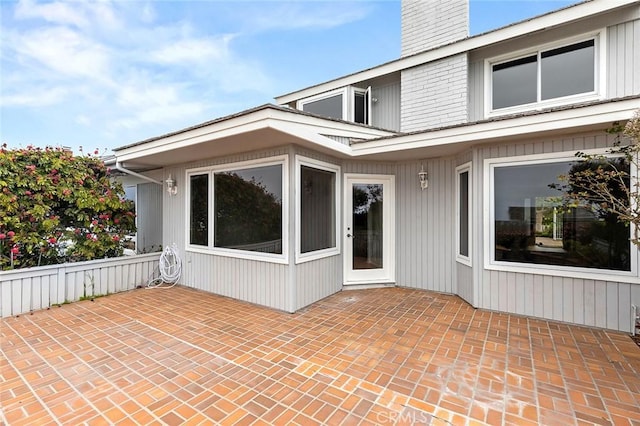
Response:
[[15, 0, 89, 28], [149, 35, 235, 65], [0, 87, 69, 107], [9, 26, 112, 82]]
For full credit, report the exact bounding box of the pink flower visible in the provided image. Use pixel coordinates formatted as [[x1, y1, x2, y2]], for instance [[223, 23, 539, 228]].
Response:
[[25, 190, 32, 196], [7, 231, 15, 238], [48, 237, 57, 244], [11, 246, 19, 255], [0, 233, 5, 240], [99, 197, 105, 203], [112, 235, 120, 242]]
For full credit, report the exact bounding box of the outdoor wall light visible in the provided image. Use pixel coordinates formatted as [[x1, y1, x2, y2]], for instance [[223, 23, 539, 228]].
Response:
[[166, 175, 177, 196], [418, 165, 428, 190]]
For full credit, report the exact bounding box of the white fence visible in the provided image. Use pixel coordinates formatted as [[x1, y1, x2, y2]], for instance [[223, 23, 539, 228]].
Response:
[[0, 253, 159, 318]]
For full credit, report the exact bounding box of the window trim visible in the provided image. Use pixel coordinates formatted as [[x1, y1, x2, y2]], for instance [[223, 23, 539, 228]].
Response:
[[185, 155, 289, 264], [484, 30, 606, 118], [456, 162, 472, 266], [483, 150, 638, 282], [295, 156, 341, 264]]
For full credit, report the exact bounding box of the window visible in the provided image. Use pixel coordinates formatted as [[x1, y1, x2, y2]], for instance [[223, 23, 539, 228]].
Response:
[[297, 86, 371, 125], [214, 165, 283, 254], [296, 156, 340, 263], [189, 174, 209, 246], [488, 155, 631, 273], [186, 156, 288, 262], [456, 163, 471, 264], [488, 33, 602, 114]]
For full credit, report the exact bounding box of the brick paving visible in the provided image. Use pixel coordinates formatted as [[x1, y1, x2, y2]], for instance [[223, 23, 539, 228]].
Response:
[[1, 286, 639, 425]]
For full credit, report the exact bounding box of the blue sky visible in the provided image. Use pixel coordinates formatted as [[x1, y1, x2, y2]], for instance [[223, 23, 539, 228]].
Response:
[[1, 0, 576, 155]]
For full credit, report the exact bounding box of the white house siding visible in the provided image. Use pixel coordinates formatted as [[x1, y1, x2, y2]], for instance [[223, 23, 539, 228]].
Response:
[[295, 256, 342, 311], [467, 9, 640, 121], [608, 19, 640, 97], [162, 146, 293, 312], [137, 182, 163, 253], [395, 159, 456, 294], [371, 81, 401, 132], [401, 53, 468, 133], [474, 131, 640, 333], [184, 251, 290, 312]]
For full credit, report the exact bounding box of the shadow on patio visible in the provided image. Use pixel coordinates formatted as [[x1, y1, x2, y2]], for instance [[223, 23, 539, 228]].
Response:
[[2, 286, 639, 425]]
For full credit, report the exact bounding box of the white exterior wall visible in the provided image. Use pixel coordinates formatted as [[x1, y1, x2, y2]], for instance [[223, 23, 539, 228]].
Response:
[[400, 53, 468, 132], [472, 131, 640, 333], [395, 159, 456, 294], [401, 0, 468, 57]]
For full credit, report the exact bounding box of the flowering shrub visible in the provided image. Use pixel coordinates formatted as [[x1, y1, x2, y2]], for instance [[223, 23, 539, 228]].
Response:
[[0, 145, 136, 269]]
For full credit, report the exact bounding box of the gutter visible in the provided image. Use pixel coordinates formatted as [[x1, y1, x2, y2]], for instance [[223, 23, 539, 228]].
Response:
[[114, 161, 163, 185]]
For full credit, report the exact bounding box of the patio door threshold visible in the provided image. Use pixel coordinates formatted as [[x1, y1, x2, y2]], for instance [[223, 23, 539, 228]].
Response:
[[342, 281, 396, 290]]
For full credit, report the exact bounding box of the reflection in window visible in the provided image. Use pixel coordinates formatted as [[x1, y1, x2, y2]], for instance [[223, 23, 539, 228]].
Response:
[[352, 184, 383, 270], [301, 166, 336, 253], [493, 160, 630, 271], [458, 170, 469, 258], [492, 38, 596, 110], [190, 174, 209, 246], [214, 165, 282, 254], [302, 94, 343, 120]]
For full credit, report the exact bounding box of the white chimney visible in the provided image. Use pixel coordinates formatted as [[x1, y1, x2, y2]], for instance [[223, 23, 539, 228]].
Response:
[[401, 0, 469, 57]]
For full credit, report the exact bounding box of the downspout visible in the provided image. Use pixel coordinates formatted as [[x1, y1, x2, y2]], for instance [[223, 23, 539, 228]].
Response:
[[114, 161, 163, 185]]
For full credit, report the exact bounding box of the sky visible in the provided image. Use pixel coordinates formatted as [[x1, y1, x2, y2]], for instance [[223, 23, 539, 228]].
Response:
[[1, 0, 577, 155]]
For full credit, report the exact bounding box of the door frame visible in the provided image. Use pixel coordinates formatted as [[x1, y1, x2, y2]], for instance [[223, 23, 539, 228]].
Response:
[[343, 173, 395, 286]]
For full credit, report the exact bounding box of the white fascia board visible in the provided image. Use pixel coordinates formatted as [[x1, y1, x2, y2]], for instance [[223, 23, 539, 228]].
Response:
[[275, 0, 638, 105], [351, 99, 640, 157], [115, 107, 393, 163]]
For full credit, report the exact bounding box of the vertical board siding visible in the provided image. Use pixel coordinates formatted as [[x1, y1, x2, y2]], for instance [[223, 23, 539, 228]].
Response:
[[608, 19, 640, 98], [396, 159, 455, 293], [477, 131, 640, 332], [372, 81, 401, 131], [456, 263, 473, 304], [295, 256, 342, 311], [137, 183, 163, 253], [0, 254, 159, 317], [182, 251, 290, 312]]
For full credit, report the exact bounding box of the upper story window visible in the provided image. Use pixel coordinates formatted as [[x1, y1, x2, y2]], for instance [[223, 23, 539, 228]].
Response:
[[486, 31, 604, 116], [297, 87, 371, 125]]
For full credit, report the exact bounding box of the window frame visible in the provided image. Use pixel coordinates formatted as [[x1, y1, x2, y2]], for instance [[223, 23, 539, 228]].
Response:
[[185, 155, 289, 264], [295, 155, 341, 264], [483, 150, 638, 281], [456, 162, 472, 266], [297, 86, 371, 125], [484, 30, 606, 118]]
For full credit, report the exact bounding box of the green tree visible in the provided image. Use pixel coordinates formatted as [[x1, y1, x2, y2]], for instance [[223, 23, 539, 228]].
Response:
[[0, 145, 136, 269], [558, 109, 640, 248]]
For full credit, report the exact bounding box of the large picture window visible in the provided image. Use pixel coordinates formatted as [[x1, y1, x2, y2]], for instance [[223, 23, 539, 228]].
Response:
[[186, 156, 288, 262], [488, 34, 601, 114], [490, 156, 631, 272], [296, 157, 340, 263], [214, 165, 283, 254]]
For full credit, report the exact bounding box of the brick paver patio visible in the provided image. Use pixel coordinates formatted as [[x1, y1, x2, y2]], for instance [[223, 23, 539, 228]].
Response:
[[1, 286, 639, 425]]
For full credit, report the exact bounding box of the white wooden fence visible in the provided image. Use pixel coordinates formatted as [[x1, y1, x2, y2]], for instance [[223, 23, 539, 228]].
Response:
[[0, 253, 159, 318]]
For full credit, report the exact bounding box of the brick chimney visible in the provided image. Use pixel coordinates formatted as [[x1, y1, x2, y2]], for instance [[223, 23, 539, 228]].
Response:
[[401, 0, 469, 57]]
